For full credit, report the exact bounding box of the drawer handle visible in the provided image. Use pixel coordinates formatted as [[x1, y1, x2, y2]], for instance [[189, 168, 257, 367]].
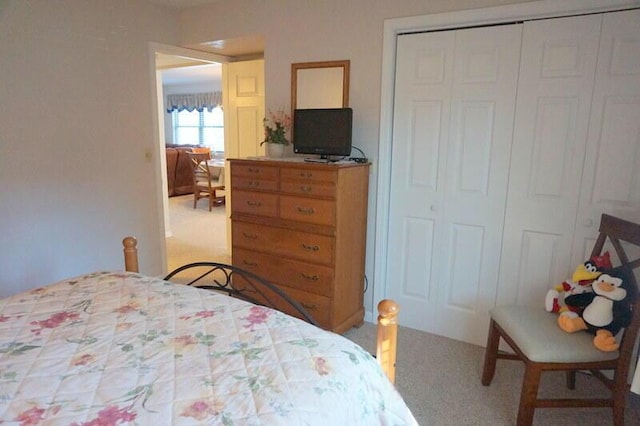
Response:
[[301, 243, 320, 252], [301, 272, 319, 281], [248, 181, 260, 187], [247, 200, 262, 207], [297, 206, 315, 215], [242, 232, 258, 239], [300, 186, 312, 193], [248, 167, 259, 173], [299, 172, 312, 178], [242, 260, 257, 267], [301, 302, 317, 311]]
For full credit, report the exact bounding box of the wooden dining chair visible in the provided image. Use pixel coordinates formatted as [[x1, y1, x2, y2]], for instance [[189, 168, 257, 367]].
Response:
[[481, 214, 640, 426], [187, 151, 225, 211]]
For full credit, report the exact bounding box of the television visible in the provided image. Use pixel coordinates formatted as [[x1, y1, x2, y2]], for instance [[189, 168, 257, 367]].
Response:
[[293, 108, 353, 160]]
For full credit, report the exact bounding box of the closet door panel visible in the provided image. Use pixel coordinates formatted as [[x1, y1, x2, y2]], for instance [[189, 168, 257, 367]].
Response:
[[437, 24, 522, 345], [497, 14, 602, 306], [573, 9, 640, 268], [387, 31, 454, 333]]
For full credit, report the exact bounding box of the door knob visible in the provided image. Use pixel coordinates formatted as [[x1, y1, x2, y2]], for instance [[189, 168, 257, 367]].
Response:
[[430, 205, 438, 212]]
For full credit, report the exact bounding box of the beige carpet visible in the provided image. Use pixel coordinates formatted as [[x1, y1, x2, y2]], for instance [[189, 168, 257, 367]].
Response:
[[166, 194, 640, 425], [165, 194, 230, 273], [344, 323, 640, 426]]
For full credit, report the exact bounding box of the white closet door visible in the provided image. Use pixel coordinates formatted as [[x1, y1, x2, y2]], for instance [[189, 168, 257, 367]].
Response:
[[572, 9, 640, 264], [387, 30, 455, 332], [497, 14, 602, 307], [388, 24, 521, 345], [437, 25, 521, 344]]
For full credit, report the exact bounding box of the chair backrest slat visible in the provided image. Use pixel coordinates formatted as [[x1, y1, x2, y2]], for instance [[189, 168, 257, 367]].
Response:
[[591, 214, 640, 381]]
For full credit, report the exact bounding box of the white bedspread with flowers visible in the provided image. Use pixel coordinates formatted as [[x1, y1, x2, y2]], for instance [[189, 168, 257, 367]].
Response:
[[0, 271, 417, 425]]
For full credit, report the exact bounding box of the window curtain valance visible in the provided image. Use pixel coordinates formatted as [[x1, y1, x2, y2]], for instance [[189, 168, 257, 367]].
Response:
[[166, 91, 222, 113]]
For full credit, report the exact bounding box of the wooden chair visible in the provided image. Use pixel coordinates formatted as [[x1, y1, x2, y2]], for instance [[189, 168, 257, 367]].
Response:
[[187, 151, 225, 211], [481, 214, 640, 425]]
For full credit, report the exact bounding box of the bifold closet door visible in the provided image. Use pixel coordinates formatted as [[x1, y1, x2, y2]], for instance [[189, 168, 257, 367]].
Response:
[[387, 24, 521, 345], [571, 9, 640, 265], [497, 14, 602, 307]]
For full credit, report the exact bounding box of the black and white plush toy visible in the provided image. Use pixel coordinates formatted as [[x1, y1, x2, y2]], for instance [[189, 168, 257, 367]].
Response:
[[558, 272, 632, 352]]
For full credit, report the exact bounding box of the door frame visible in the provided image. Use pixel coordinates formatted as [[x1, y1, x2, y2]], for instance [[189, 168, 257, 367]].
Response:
[[373, 0, 639, 309], [148, 42, 231, 272]]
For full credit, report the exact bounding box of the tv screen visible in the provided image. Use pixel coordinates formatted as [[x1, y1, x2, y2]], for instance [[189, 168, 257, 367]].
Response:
[[293, 108, 353, 159]]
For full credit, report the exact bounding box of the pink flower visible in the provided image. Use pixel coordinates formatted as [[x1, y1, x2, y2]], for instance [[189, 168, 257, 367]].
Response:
[[71, 405, 136, 426], [30, 311, 80, 335], [181, 400, 218, 421], [115, 322, 133, 331], [243, 306, 272, 330], [114, 302, 140, 314], [313, 357, 330, 376], [72, 353, 95, 366], [174, 335, 198, 353], [15, 406, 45, 426], [195, 310, 215, 319]]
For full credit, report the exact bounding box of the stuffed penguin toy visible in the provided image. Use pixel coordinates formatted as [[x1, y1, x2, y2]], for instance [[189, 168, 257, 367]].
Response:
[[558, 272, 632, 352], [545, 252, 612, 314]]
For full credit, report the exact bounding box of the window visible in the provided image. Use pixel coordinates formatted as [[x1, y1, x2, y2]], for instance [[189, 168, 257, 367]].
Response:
[[173, 107, 224, 153]]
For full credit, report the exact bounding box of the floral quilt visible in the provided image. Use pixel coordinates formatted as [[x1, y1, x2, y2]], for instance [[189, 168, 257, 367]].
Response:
[[0, 272, 417, 425]]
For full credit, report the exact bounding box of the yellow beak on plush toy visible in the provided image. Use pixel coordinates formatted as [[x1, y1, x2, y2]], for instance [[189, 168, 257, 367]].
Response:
[[571, 263, 602, 283]]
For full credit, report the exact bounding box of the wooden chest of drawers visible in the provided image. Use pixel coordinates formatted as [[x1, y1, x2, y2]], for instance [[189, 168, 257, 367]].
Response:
[[229, 159, 369, 333]]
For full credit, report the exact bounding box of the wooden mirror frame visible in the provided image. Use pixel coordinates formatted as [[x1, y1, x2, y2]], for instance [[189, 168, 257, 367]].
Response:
[[291, 60, 350, 113]]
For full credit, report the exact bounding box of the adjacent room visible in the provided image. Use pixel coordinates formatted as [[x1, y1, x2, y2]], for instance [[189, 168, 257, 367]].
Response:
[[1, 0, 639, 424]]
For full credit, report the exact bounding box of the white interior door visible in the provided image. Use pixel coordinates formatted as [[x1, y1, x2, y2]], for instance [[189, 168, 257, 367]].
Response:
[[497, 14, 602, 307], [223, 59, 265, 247], [387, 30, 454, 334], [572, 9, 640, 264], [388, 24, 522, 345]]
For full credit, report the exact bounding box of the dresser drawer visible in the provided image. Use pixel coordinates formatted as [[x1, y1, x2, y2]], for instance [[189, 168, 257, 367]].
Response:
[[281, 167, 336, 183], [233, 248, 333, 297], [229, 261, 331, 327], [280, 196, 335, 226], [283, 286, 331, 328], [233, 176, 278, 191], [232, 163, 279, 180], [280, 180, 335, 198], [232, 191, 278, 217], [233, 221, 334, 265]]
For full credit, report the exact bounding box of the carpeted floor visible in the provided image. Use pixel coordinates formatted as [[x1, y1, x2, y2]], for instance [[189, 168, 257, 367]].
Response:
[[344, 322, 640, 425], [166, 194, 640, 425], [165, 194, 230, 272]]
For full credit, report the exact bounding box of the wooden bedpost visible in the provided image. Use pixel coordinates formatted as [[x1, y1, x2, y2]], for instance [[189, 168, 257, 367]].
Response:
[[376, 299, 399, 384], [122, 236, 139, 272]]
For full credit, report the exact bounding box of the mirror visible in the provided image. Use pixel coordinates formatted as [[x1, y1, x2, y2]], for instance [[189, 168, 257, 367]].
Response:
[[291, 60, 350, 112]]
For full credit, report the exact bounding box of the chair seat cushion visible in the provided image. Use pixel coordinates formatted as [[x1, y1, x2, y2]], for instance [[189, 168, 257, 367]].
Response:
[[490, 306, 619, 363]]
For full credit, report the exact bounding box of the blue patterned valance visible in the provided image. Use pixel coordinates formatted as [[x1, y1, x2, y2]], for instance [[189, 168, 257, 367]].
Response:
[[166, 91, 222, 113]]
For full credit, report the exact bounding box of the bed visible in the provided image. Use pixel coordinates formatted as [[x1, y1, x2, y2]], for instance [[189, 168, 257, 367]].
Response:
[[0, 238, 416, 425]]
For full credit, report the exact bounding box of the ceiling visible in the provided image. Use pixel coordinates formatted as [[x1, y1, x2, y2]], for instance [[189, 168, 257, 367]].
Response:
[[160, 62, 221, 86], [150, 0, 264, 87], [187, 35, 265, 57]]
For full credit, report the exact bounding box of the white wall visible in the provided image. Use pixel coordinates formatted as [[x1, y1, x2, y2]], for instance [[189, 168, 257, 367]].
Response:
[[0, 0, 536, 301], [178, 0, 535, 316], [0, 0, 179, 296]]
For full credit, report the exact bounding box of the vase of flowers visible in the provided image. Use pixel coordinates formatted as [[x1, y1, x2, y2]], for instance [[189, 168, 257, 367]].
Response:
[[260, 109, 291, 158]]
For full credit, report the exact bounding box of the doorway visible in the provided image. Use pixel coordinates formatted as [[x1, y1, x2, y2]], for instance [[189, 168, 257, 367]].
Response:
[[151, 44, 231, 273], [150, 43, 266, 274], [160, 61, 228, 270]]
